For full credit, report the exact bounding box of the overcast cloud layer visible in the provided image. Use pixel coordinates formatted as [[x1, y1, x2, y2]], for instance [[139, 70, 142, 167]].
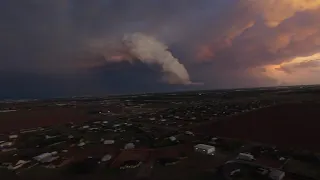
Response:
[[0, 0, 320, 98]]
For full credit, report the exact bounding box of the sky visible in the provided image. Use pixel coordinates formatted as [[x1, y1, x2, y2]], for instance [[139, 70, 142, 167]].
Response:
[[0, 0, 320, 98]]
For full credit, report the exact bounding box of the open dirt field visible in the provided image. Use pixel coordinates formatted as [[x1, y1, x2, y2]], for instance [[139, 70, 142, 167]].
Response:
[[196, 102, 320, 151], [0, 107, 91, 133]]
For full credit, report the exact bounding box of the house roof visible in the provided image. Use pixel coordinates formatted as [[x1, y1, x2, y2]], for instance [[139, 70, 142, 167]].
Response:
[[194, 144, 215, 150]]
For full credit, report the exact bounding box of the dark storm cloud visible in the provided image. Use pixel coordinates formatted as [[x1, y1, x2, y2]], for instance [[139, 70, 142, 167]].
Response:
[[0, 0, 229, 96], [0, 62, 196, 99], [0, 1, 79, 71], [1, 0, 320, 98], [0, 0, 225, 72], [91, 61, 197, 93], [187, 62, 278, 89]]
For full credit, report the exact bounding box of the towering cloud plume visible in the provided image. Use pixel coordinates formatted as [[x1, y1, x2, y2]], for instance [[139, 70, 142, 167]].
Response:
[[88, 33, 194, 85], [122, 33, 192, 85]]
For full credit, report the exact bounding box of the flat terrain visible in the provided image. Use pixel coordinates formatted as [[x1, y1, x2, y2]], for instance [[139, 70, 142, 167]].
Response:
[[0, 107, 90, 133], [196, 102, 320, 151], [1, 85, 320, 180]]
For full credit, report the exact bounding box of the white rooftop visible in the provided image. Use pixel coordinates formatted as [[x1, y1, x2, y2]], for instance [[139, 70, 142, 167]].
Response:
[[9, 135, 18, 139], [101, 154, 112, 162], [104, 140, 115, 145], [194, 144, 215, 150], [124, 143, 135, 149]]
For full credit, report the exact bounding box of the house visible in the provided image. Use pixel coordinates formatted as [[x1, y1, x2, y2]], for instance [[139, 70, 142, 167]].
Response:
[[124, 143, 135, 149], [9, 135, 18, 139], [169, 136, 177, 141], [194, 144, 215, 155], [149, 117, 156, 121], [33, 152, 59, 163], [279, 157, 286, 161], [89, 128, 99, 131], [78, 142, 86, 147], [101, 154, 112, 162], [82, 125, 90, 129], [103, 140, 115, 145], [237, 153, 255, 161], [185, 131, 195, 136], [45, 135, 58, 139], [0, 142, 13, 148]]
